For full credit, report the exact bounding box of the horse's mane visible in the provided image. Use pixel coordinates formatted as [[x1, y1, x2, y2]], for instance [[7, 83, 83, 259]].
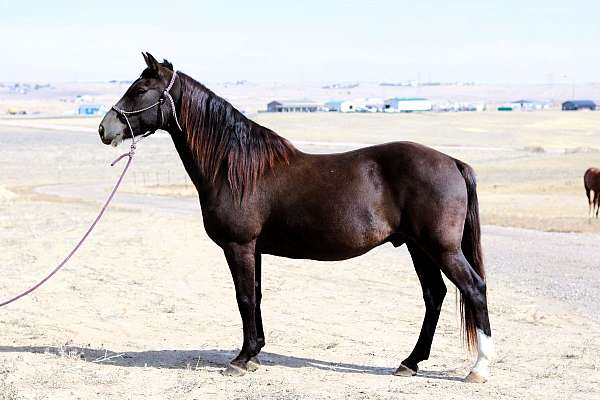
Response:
[[178, 73, 297, 197]]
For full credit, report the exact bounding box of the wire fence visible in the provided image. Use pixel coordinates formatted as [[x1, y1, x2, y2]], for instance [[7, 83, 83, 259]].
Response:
[[128, 170, 192, 188], [50, 166, 194, 192]]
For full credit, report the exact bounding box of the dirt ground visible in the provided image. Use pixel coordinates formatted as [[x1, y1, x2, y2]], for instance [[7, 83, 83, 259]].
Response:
[[1, 112, 599, 399]]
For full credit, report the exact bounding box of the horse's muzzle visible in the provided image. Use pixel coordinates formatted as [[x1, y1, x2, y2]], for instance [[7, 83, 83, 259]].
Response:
[[98, 124, 113, 145]]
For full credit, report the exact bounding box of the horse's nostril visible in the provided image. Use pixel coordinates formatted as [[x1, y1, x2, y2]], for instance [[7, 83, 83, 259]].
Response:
[[98, 124, 105, 137]]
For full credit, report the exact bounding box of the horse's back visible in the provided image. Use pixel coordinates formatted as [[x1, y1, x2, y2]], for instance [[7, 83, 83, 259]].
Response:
[[584, 167, 600, 189]]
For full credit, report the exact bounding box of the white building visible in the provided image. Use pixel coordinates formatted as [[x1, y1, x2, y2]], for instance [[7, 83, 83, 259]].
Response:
[[324, 100, 358, 113], [505, 100, 551, 111], [326, 98, 385, 113], [384, 97, 432, 112], [434, 101, 486, 112], [362, 97, 384, 112]]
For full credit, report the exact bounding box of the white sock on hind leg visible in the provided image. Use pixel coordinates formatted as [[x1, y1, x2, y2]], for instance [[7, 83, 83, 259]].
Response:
[[471, 328, 495, 378]]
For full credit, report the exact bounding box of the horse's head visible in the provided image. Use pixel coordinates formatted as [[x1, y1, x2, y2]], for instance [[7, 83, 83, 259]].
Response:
[[99, 52, 178, 146]]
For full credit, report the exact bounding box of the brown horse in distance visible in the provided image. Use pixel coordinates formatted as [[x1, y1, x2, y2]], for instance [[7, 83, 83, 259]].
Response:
[[585, 168, 600, 218], [98, 53, 495, 383]]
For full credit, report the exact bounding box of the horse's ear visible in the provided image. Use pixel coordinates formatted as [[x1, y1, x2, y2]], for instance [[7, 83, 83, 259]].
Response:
[[162, 59, 173, 71], [143, 52, 160, 72]]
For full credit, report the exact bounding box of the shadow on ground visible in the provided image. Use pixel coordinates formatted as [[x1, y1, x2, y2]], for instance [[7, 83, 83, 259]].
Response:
[[0, 345, 464, 381]]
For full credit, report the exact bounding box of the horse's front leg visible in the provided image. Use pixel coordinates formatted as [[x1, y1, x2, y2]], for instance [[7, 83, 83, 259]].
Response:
[[222, 240, 260, 376]]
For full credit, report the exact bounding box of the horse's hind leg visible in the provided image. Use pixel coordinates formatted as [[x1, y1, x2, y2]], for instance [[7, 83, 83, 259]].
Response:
[[587, 189, 593, 218], [395, 243, 447, 377], [247, 251, 265, 370], [429, 248, 494, 383], [594, 191, 600, 218]]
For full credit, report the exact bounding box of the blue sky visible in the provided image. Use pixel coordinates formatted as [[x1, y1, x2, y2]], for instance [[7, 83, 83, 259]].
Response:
[[1, 0, 599, 83]]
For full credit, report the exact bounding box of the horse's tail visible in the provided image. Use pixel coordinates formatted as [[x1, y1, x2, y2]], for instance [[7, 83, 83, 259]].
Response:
[[455, 159, 485, 352]]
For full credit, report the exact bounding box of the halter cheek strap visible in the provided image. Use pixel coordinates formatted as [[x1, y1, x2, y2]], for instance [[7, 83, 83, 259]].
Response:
[[111, 70, 183, 151], [162, 72, 183, 132]]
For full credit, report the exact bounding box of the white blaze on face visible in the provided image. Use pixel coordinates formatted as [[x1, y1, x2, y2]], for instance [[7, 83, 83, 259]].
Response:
[[471, 329, 495, 378]]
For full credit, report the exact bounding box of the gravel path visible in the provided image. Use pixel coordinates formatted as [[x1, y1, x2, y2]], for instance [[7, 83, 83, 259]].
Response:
[[483, 225, 600, 319]]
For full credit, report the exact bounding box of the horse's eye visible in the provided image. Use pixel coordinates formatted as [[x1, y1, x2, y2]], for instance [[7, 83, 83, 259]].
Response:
[[134, 87, 147, 95]]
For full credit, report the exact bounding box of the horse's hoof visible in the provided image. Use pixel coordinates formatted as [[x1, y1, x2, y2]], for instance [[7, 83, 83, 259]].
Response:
[[221, 364, 246, 377], [247, 357, 261, 372], [393, 364, 417, 377], [464, 371, 487, 383]]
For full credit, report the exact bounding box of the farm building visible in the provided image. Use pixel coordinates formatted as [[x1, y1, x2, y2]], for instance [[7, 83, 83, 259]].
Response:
[[267, 100, 322, 112], [360, 98, 384, 113], [434, 102, 485, 112], [78, 104, 104, 116], [500, 100, 551, 111], [324, 100, 356, 113], [325, 98, 384, 113], [384, 97, 432, 112], [562, 100, 596, 111]]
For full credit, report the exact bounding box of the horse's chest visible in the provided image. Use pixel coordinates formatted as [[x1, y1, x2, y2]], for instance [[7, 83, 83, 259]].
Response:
[[201, 205, 261, 246]]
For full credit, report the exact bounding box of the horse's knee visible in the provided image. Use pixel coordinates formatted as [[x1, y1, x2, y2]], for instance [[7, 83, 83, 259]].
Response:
[[236, 293, 255, 310]]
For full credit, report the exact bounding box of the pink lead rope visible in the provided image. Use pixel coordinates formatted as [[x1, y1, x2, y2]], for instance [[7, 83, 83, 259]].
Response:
[[0, 147, 135, 308], [1, 71, 181, 308]]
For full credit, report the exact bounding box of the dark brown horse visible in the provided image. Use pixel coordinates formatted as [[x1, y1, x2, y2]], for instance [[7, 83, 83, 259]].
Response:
[[99, 53, 494, 383], [585, 168, 600, 218]]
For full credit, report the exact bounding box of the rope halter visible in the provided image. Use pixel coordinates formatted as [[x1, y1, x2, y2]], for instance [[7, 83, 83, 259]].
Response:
[[111, 70, 183, 160]]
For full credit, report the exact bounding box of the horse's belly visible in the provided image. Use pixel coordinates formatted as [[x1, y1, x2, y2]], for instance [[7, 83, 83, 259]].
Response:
[[260, 238, 384, 261], [258, 213, 395, 261]]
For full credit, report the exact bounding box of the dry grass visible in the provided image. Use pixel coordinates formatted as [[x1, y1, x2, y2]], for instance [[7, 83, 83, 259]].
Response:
[[476, 151, 600, 232], [70, 110, 599, 233]]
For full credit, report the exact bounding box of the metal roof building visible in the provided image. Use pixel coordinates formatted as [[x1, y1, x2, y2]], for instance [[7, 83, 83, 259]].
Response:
[[267, 100, 322, 112], [562, 100, 596, 111], [324, 100, 347, 112], [324, 100, 352, 112]]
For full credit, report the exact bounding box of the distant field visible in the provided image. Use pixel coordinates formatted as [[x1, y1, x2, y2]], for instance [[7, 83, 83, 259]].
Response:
[[2, 80, 600, 115], [2, 111, 600, 233]]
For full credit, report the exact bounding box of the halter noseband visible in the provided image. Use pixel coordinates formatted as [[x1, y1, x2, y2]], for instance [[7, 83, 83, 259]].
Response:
[[111, 70, 183, 150]]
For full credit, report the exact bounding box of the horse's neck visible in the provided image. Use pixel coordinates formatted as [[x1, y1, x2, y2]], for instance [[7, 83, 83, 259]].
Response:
[[167, 127, 208, 196]]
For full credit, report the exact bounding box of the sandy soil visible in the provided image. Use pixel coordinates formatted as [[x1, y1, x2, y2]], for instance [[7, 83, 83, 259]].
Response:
[[1, 113, 600, 399]]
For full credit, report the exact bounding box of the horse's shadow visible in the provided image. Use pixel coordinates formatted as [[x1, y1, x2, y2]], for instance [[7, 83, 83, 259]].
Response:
[[0, 345, 463, 381]]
